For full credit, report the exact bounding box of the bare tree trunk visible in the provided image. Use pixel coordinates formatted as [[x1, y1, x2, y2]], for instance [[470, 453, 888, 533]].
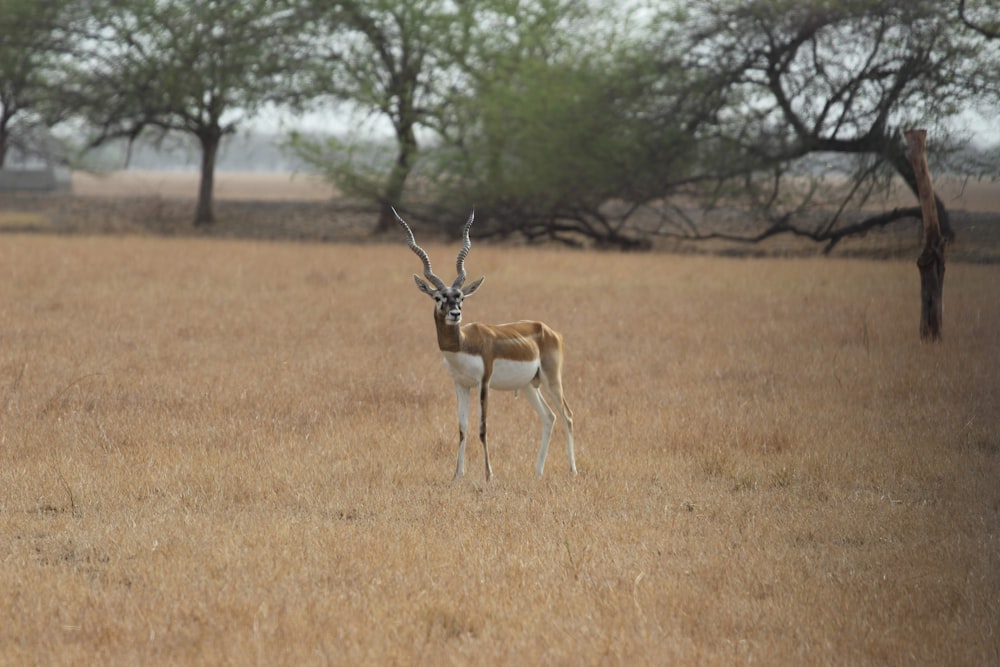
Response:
[[195, 131, 221, 226], [375, 123, 418, 234], [904, 129, 945, 342], [0, 113, 12, 168], [885, 138, 954, 242]]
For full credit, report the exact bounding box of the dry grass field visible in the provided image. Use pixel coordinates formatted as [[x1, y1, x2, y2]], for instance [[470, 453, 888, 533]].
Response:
[[1, 226, 999, 664]]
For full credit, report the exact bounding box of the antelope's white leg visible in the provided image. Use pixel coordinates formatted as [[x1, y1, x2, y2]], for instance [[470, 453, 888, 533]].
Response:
[[454, 384, 471, 482], [541, 374, 577, 475], [558, 397, 577, 474], [523, 385, 556, 477], [563, 407, 577, 474]]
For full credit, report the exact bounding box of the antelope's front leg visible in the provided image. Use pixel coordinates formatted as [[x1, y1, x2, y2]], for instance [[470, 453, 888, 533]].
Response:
[[453, 384, 471, 483], [479, 382, 493, 481]]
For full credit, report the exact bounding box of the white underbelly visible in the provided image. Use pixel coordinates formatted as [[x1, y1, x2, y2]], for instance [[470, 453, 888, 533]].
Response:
[[442, 352, 538, 390]]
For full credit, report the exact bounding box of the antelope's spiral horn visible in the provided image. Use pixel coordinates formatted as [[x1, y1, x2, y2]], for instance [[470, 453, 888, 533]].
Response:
[[393, 207, 446, 290], [453, 210, 475, 288]]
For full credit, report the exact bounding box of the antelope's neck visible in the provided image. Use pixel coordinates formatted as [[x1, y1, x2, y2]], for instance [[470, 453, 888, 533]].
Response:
[[434, 311, 462, 353]]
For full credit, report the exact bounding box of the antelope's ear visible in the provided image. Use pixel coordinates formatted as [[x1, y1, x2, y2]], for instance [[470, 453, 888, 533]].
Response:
[[463, 276, 485, 296], [414, 275, 436, 297]]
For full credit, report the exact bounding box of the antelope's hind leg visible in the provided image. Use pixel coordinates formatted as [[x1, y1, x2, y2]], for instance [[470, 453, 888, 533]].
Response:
[[558, 394, 577, 474], [540, 371, 577, 475], [523, 385, 556, 477]]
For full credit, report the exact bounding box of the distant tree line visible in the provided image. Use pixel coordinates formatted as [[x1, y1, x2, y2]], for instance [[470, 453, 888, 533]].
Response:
[[1, 0, 998, 246]]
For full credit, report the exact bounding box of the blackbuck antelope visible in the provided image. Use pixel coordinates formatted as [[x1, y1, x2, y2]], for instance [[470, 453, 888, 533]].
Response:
[[395, 208, 577, 482]]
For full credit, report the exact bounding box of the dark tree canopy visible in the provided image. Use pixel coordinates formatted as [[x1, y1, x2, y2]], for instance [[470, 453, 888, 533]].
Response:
[[295, 0, 483, 233], [649, 0, 997, 250], [0, 0, 81, 166]]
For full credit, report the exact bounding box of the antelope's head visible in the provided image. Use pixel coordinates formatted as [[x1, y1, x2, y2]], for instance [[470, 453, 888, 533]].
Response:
[[394, 208, 484, 325]]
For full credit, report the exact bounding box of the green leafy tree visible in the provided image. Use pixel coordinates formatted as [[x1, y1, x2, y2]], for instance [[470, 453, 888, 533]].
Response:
[[422, 0, 705, 248], [431, 57, 685, 248], [294, 0, 687, 245], [68, 0, 309, 225], [297, 0, 475, 233], [0, 0, 81, 166], [294, 0, 606, 235]]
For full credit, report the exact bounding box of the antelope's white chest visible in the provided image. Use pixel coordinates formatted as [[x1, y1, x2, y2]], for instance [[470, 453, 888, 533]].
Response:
[[442, 352, 539, 391]]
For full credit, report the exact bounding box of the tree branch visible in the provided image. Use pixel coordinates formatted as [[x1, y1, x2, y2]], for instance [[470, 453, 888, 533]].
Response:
[[650, 205, 923, 255]]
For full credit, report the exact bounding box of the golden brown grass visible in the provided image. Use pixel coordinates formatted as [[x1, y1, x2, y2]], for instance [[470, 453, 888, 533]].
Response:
[[1, 234, 998, 665]]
